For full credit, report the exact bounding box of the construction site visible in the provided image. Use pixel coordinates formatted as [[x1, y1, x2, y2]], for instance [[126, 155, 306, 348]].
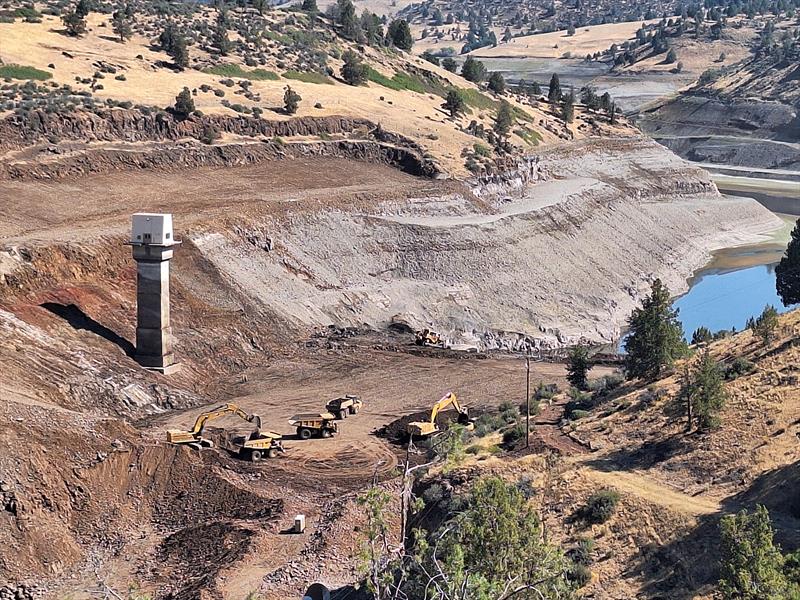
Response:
[[2, 2, 799, 596], [2, 130, 796, 598]]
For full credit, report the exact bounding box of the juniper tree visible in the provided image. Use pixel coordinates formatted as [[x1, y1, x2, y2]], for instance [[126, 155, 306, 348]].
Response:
[[493, 99, 514, 139], [752, 305, 779, 344], [444, 89, 465, 117], [461, 56, 487, 82], [567, 345, 592, 390], [212, 10, 232, 55], [442, 57, 458, 72], [488, 71, 506, 94], [283, 85, 301, 114], [62, 9, 87, 36], [337, 0, 359, 40], [341, 50, 367, 85], [624, 278, 687, 380], [173, 87, 194, 119], [111, 3, 135, 42], [776, 219, 800, 305], [691, 326, 713, 345], [719, 505, 789, 600], [680, 349, 726, 430], [548, 72, 561, 103], [387, 18, 413, 50]]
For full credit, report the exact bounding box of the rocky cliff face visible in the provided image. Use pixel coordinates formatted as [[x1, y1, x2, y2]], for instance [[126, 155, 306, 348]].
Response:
[[0, 110, 380, 150]]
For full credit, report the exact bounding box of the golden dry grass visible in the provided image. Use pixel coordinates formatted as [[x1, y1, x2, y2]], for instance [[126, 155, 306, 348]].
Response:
[[471, 20, 661, 59]]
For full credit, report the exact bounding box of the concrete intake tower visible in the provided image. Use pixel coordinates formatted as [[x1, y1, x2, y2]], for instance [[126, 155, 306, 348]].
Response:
[[129, 213, 180, 374]]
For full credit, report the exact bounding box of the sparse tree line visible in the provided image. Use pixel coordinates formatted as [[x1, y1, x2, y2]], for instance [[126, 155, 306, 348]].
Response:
[[398, 0, 799, 55]]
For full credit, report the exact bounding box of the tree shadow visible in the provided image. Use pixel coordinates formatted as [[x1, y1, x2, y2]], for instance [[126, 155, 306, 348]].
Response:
[[41, 302, 135, 357], [586, 435, 687, 471], [621, 459, 800, 599]]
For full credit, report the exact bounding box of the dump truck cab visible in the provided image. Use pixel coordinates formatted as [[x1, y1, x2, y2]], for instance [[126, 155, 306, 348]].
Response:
[[289, 413, 339, 439], [326, 395, 363, 420]]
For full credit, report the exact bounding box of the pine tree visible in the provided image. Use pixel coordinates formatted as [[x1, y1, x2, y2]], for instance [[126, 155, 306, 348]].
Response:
[[62, 9, 87, 36], [752, 305, 779, 344], [341, 49, 367, 85], [566, 346, 592, 390], [548, 72, 561, 103], [283, 85, 301, 114], [776, 219, 800, 305], [493, 99, 514, 139], [387, 18, 413, 50], [173, 87, 195, 119], [301, 0, 318, 12], [488, 71, 506, 94], [111, 3, 134, 42], [212, 10, 232, 55], [252, 0, 267, 15], [169, 33, 189, 70], [442, 57, 458, 72], [719, 505, 789, 600], [665, 48, 677, 63], [680, 349, 726, 430], [461, 56, 487, 82], [444, 89, 466, 117], [561, 91, 575, 123], [691, 326, 713, 345], [624, 278, 687, 380], [337, 0, 359, 40]]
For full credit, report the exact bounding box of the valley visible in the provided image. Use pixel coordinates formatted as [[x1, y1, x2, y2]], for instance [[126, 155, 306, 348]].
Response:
[[1, 0, 799, 598]]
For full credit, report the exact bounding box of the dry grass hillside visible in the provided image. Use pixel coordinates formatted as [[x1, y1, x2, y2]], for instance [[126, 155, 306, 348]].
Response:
[[0, 3, 634, 176], [419, 309, 800, 599]]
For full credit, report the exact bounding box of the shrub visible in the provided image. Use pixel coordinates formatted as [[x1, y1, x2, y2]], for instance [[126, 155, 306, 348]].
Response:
[[724, 357, 755, 380], [568, 409, 590, 420], [588, 373, 624, 393], [422, 483, 445, 506], [569, 537, 595, 565], [519, 399, 541, 417], [502, 422, 526, 446], [535, 382, 558, 400], [567, 563, 592, 587], [200, 124, 220, 144], [473, 142, 491, 157], [204, 64, 279, 80], [498, 400, 515, 413], [581, 489, 620, 524]]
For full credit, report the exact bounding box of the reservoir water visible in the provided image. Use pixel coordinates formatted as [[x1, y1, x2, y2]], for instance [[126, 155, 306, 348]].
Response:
[[673, 205, 797, 340]]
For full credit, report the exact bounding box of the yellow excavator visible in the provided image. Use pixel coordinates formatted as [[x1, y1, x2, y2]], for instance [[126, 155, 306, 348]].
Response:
[[415, 328, 443, 347], [407, 392, 475, 437], [166, 403, 284, 461]]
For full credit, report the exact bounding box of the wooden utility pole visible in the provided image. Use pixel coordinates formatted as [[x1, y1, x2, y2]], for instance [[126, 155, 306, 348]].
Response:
[[525, 354, 531, 448]]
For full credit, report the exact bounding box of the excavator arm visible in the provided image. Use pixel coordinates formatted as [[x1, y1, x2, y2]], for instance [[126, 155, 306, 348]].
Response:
[[167, 403, 262, 445], [408, 392, 471, 437], [428, 393, 458, 425]]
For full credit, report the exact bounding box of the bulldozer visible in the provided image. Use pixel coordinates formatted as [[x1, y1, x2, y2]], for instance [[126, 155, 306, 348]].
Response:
[[166, 403, 284, 461], [415, 328, 443, 347], [407, 392, 475, 438]]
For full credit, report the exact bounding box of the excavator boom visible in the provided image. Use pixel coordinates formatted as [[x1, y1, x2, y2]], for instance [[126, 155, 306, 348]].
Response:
[[167, 403, 262, 445], [407, 392, 472, 437]]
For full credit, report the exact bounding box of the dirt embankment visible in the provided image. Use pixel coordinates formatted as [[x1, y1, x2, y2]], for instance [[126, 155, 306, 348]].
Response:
[[181, 137, 781, 349]]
